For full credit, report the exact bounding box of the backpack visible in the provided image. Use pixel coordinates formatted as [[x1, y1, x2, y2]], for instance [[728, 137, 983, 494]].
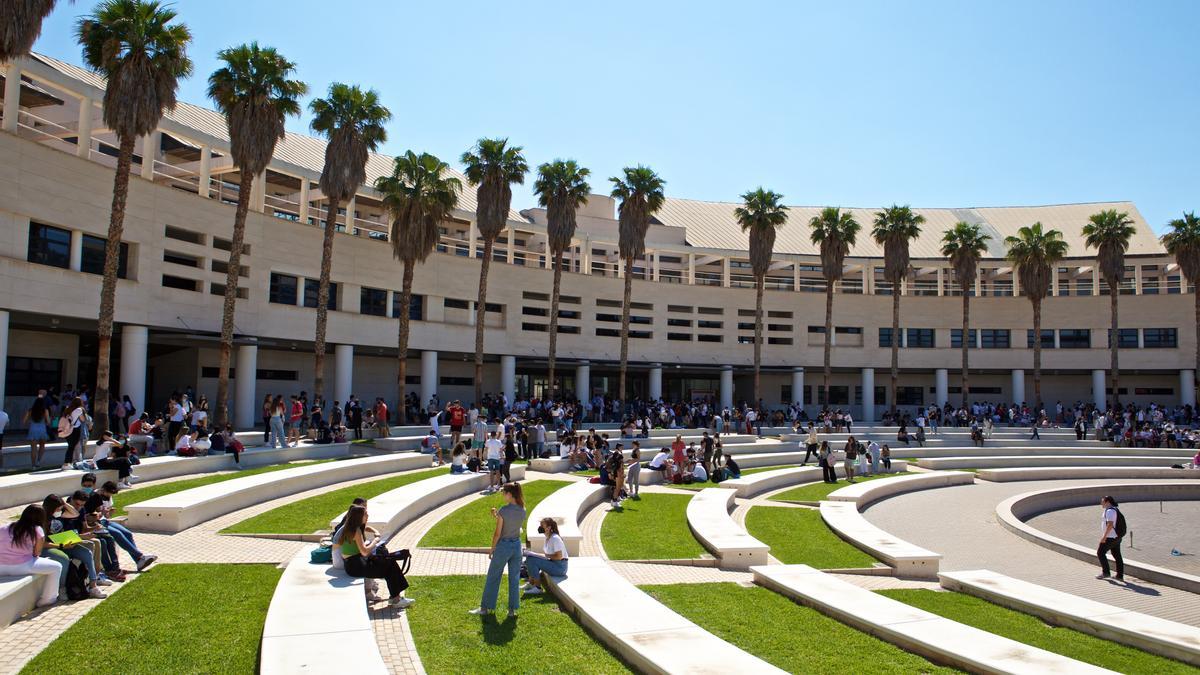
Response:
[[1114, 508, 1127, 538], [310, 545, 332, 565], [57, 415, 73, 438], [711, 467, 726, 484], [64, 558, 89, 600]]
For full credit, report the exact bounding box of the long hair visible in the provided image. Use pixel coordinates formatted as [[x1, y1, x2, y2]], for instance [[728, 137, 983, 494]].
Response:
[[502, 482, 525, 508], [30, 397, 46, 420], [336, 505, 367, 545], [10, 504, 45, 548], [539, 517, 560, 537], [41, 494, 65, 529]]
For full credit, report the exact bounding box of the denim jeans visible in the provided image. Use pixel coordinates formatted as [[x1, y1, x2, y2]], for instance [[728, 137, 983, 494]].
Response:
[[525, 555, 567, 583], [103, 520, 144, 562], [41, 548, 70, 591], [480, 538, 522, 612], [65, 544, 98, 582], [269, 417, 287, 448]]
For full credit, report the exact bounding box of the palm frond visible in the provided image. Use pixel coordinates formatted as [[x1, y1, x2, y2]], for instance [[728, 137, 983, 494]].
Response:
[[534, 159, 591, 255], [207, 42, 306, 174]]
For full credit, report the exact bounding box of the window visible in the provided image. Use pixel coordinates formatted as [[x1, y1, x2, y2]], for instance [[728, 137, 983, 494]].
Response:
[[816, 386, 849, 405], [164, 225, 204, 245], [5, 356, 63, 396], [360, 287, 388, 316], [485, 302, 502, 314], [81, 235, 130, 278], [768, 324, 792, 332], [950, 329, 977, 349], [809, 326, 826, 334], [1134, 387, 1174, 396], [444, 298, 470, 310], [523, 307, 548, 317], [596, 299, 622, 308], [162, 250, 199, 268], [737, 322, 755, 331], [668, 332, 693, 341], [557, 325, 580, 334], [854, 386, 887, 405], [836, 327, 862, 335], [558, 310, 580, 320], [767, 310, 793, 319], [1111, 328, 1138, 349], [211, 260, 248, 277], [560, 295, 581, 305], [1059, 329, 1090, 349], [697, 320, 723, 329], [27, 222, 71, 269], [1143, 328, 1177, 348], [896, 386, 924, 405], [981, 329, 1010, 349], [737, 336, 757, 344], [209, 283, 248, 299], [522, 291, 549, 301], [697, 307, 724, 315], [878, 327, 893, 347], [596, 313, 620, 323], [1026, 329, 1055, 348], [393, 293, 424, 321], [596, 327, 619, 337], [269, 273, 298, 305], [630, 316, 652, 325], [212, 237, 250, 255], [768, 337, 793, 345], [738, 309, 756, 317], [522, 322, 548, 332], [161, 274, 198, 292], [439, 376, 473, 386], [303, 279, 338, 310], [697, 334, 723, 343], [668, 318, 693, 327], [668, 305, 693, 313], [257, 369, 298, 381], [906, 328, 935, 348]]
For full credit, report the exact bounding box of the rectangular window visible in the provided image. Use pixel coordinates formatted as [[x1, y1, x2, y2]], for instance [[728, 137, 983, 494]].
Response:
[[950, 329, 977, 349], [596, 313, 620, 323], [737, 322, 755, 331], [697, 320, 723, 329], [767, 337, 793, 345], [269, 273, 298, 305], [835, 327, 862, 334], [668, 305, 693, 313], [209, 283, 248, 299], [522, 291, 549, 301], [1134, 387, 1174, 396], [81, 235, 130, 278], [161, 274, 199, 292], [27, 222, 71, 269], [668, 318, 693, 327], [816, 386, 849, 405], [809, 326, 826, 334], [164, 225, 204, 245], [5, 356, 63, 396], [1059, 329, 1090, 349], [360, 287, 388, 316], [630, 315, 652, 325], [162, 250, 199, 268], [878, 327, 893, 347], [767, 310, 793, 319], [522, 322, 548, 332], [523, 307, 549, 317], [668, 332, 693, 341], [768, 324, 792, 332], [896, 386, 924, 405], [1143, 328, 1177, 348], [444, 298, 470, 310], [697, 307, 724, 315], [257, 369, 298, 381], [1026, 329, 1055, 349], [596, 327, 619, 337], [393, 293, 424, 321], [906, 328, 935, 348], [212, 237, 250, 255], [303, 279, 338, 310], [981, 329, 1010, 349], [1111, 328, 1138, 349], [596, 299, 622, 308], [557, 325, 580, 334], [439, 376, 473, 386], [697, 334, 723, 343], [557, 310, 580, 320]]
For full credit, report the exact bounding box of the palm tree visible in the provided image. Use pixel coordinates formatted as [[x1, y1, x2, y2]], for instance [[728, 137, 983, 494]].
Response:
[[207, 43, 306, 426], [1082, 209, 1136, 409], [1161, 212, 1200, 401], [872, 205, 925, 415], [308, 83, 391, 401], [460, 139, 527, 405], [735, 188, 788, 404], [375, 151, 461, 422], [1, 0, 60, 62], [941, 222, 991, 407], [533, 160, 591, 401], [75, 0, 191, 435], [808, 207, 860, 404], [1005, 222, 1069, 406], [609, 166, 666, 406]]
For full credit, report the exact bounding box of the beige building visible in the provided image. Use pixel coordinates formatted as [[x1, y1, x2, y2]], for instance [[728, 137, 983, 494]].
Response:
[[0, 53, 1195, 427]]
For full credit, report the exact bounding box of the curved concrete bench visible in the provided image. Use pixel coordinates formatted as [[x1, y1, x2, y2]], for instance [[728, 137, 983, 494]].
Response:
[[0, 469, 120, 510], [940, 569, 1200, 666], [753, 564, 1113, 674], [127, 453, 432, 532], [918, 455, 1183, 470], [891, 446, 1195, 460], [827, 471, 974, 508], [997, 482, 1200, 594], [686, 488, 769, 570], [0, 575, 42, 632], [734, 451, 807, 469], [720, 461, 908, 499], [820, 501, 941, 578], [545, 556, 786, 674], [978, 466, 1200, 482], [529, 457, 571, 473], [260, 545, 387, 675], [526, 481, 608, 556]]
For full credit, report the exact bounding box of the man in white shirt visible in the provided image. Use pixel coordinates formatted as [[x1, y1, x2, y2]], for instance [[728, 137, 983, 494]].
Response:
[[647, 449, 672, 480], [1096, 496, 1125, 581], [484, 432, 504, 493], [691, 461, 708, 483]]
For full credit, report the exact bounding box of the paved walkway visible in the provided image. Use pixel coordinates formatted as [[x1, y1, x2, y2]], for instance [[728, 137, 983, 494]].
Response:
[[1030, 500, 1200, 576]]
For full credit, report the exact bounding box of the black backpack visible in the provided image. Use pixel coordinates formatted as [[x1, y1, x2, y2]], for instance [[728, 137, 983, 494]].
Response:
[[1114, 508, 1127, 538], [64, 558, 89, 601]]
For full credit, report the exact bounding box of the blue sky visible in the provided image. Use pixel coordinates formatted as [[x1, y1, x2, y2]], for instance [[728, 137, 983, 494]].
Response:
[[30, 0, 1200, 230]]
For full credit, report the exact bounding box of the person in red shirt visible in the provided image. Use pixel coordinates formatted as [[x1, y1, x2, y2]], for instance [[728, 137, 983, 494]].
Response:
[[288, 395, 304, 446], [446, 400, 467, 448], [670, 435, 686, 479], [374, 398, 390, 438]]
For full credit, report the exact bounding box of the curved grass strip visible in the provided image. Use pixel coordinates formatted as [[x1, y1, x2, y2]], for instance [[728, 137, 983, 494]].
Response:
[[644, 583, 954, 674], [600, 492, 705, 560], [878, 589, 1193, 674], [407, 575, 629, 673], [221, 466, 447, 534], [419, 479, 571, 548], [112, 459, 334, 517], [745, 505, 877, 569], [769, 471, 912, 503], [21, 563, 280, 675]]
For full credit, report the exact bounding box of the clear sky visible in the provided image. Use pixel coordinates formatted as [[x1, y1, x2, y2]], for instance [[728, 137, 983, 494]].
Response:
[[29, 0, 1200, 230]]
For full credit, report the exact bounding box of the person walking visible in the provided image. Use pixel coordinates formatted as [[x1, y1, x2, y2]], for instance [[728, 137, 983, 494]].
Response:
[[1096, 495, 1125, 581], [803, 424, 819, 465], [818, 441, 836, 483], [1030, 416, 1041, 440], [470, 483, 526, 618], [60, 397, 87, 469]]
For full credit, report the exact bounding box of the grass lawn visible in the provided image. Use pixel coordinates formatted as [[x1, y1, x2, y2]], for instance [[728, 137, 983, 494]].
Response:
[[111, 460, 334, 517], [769, 471, 912, 503], [419, 479, 572, 548], [645, 583, 954, 674], [407, 575, 629, 673], [600, 492, 705, 560], [22, 563, 280, 675], [745, 505, 878, 568], [222, 466, 446, 534], [880, 589, 1192, 674]]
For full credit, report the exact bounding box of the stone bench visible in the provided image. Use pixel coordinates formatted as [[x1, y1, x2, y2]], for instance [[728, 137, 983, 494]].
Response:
[[529, 457, 571, 473], [0, 468, 121, 509], [940, 569, 1200, 666], [0, 575, 42, 632], [126, 453, 433, 533], [918, 454, 1184, 470], [686, 488, 769, 570], [260, 545, 387, 675], [753, 564, 1112, 674], [892, 445, 1195, 459], [719, 462, 909, 499], [732, 451, 807, 469], [977, 466, 1200, 482], [526, 481, 608, 556], [545, 556, 786, 674], [827, 470, 974, 508], [819, 501, 941, 578]]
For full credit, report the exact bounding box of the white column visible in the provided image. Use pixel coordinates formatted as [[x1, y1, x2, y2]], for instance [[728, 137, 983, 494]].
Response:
[[791, 367, 804, 407], [1011, 369, 1026, 404], [688, 254, 696, 285], [69, 230, 83, 272], [298, 179, 309, 221], [140, 131, 160, 180], [720, 365, 734, 409], [650, 251, 660, 282], [1134, 265, 1143, 295], [118, 325, 148, 417], [198, 145, 212, 198], [0, 311, 8, 405], [252, 171, 267, 213], [793, 262, 802, 292], [935, 368, 948, 407], [1181, 369, 1196, 408], [506, 225, 515, 264], [334, 344, 354, 407], [345, 195, 357, 233], [2, 64, 21, 132], [420, 350, 438, 406], [467, 301, 476, 327], [722, 258, 731, 287], [1012, 269, 1020, 296], [500, 355, 516, 401], [468, 222, 479, 258], [1092, 369, 1106, 409], [581, 237, 591, 275], [648, 363, 663, 401], [235, 344, 258, 429], [76, 98, 93, 158], [1137, 329, 1145, 349], [575, 361, 591, 402], [861, 367, 875, 422], [936, 268, 945, 296]]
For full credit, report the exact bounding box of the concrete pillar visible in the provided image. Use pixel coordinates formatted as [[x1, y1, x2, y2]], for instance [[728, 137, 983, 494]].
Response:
[[1137, 329, 1145, 350], [0, 311, 8, 404], [575, 362, 591, 402], [468, 222, 478, 259], [1053, 330, 1061, 349], [936, 268, 945, 296], [1011, 369, 1026, 405], [935, 368, 949, 407], [1092, 369, 1106, 410], [69, 230, 83, 272], [2, 64, 21, 132], [861, 367, 875, 422], [252, 171, 267, 213], [235, 344, 257, 429], [420, 350, 438, 407], [346, 195, 357, 233], [722, 258, 731, 287], [198, 145, 212, 198], [791, 367, 804, 406], [298, 179, 309, 221], [140, 131, 160, 180], [1134, 265, 1143, 295], [581, 237, 591, 275], [118, 325, 148, 417], [334, 344, 353, 408], [506, 225, 515, 264], [467, 301, 476, 327], [650, 251, 659, 282], [1181, 369, 1196, 407], [720, 366, 734, 409], [500, 355, 516, 401], [793, 262, 802, 292], [648, 363, 663, 401], [76, 98, 93, 158], [688, 254, 696, 285], [1012, 269, 1020, 296]]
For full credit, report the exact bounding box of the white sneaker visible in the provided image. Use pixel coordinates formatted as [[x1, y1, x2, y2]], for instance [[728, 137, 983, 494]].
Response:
[[136, 555, 158, 572], [390, 597, 415, 609], [62, 464, 72, 471], [118, 481, 132, 489], [468, 607, 492, 616], [521, 583, 535, 593], [88, 587, 107, 599], [128, 474, 140, 481], [95, 577, 113, 587]]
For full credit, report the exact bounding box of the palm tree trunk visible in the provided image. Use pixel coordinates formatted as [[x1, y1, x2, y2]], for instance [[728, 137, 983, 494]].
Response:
[[823, 281, 833, 405], [474, 237, 494, 406], [548, 250, 563, 401], [1109, 281, 1119, 409], [93, 134, 136, 437], [397, 261, 414, 425], [960, 289, 970, 407], [890, 289, 900, 415], [312, 195, 340, 403], [753, 275, 764, 403], [215, 170, 255, 428], [1032, 298, 1042, 406], [619, 256, 633, 408]]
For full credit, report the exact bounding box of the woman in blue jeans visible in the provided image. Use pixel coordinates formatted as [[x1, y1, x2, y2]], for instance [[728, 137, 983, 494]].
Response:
[[522, 518, 568, 595], [469, 482, 525, 618]]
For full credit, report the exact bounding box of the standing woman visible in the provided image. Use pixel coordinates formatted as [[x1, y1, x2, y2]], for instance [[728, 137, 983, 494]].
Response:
[[270, 396, 288, 449], [818, 441, 836, 484], [24, 397, 51, 468], [336, 505, 413, 607], [261, 395, 274, 443], [470, 482, 526, 618], [166, 395, 185, 450], [61, 397, 87, 470], [626, 444, 642, 500], [843, 436, 858, 483]]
